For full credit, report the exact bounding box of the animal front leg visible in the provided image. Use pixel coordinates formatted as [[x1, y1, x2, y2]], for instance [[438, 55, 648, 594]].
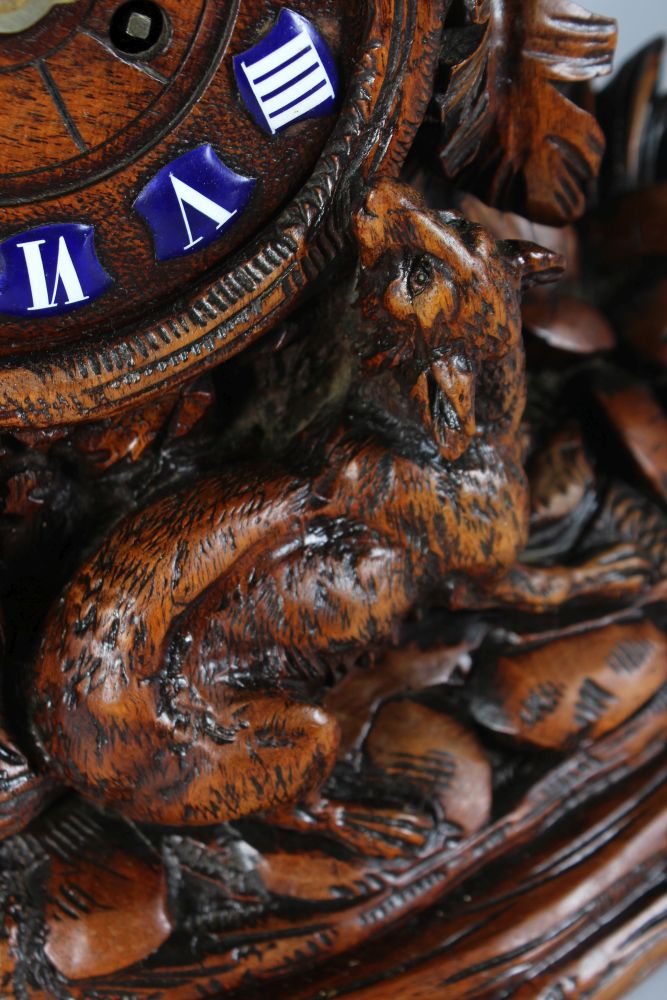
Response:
[[470, 483, 667, 612], [266, 699, 492, 860], [455, 546, 654, 613]]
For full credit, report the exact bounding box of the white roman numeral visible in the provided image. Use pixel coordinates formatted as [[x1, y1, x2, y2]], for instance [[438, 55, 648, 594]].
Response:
[[170, 173, 237, 251], [17, 237, 89, 312], [241, 27, 335, 134]]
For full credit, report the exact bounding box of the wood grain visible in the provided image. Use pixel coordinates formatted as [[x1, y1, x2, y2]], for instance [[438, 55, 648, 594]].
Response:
[[0, 3, 665, 997]]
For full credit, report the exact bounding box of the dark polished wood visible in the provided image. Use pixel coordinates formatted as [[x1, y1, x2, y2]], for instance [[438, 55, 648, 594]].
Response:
[[0, 1, 665, 997]]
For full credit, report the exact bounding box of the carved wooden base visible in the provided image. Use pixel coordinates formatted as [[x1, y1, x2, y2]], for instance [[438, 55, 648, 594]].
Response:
[[270, 761, 667, 1000], [2, 667, 661, 998]]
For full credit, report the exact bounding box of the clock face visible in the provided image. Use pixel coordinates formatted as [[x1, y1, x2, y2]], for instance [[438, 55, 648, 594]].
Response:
[[0, 0, 443, 426], [0, 0, 225, 199], [0, 0, 359, 351]]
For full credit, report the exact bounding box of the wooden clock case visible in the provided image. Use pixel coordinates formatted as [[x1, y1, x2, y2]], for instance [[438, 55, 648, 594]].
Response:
[[0, 1, 665, 998]]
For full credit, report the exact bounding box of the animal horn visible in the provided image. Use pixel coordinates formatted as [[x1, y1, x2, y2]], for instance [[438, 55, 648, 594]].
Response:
[[499, 240, 565, 288]]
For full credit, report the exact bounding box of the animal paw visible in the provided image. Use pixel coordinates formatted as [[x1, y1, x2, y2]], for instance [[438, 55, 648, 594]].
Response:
[[572, 544, 655, 601]]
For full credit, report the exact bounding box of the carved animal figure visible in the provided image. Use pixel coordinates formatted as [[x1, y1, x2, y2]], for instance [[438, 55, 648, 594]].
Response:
[[22, 180, 594, 827]]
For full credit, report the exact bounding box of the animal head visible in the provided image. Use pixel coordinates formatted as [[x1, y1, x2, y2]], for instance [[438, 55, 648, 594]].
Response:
[[352, 178, 563, 462]]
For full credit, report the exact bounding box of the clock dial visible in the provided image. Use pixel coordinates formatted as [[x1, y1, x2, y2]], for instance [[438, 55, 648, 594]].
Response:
[[0, 0, 443, 426], [0, 0, 221, 195], [0, 0, 355, 353]]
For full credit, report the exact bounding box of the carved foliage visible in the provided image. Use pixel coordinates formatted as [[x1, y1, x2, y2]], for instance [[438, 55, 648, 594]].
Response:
[[471, 620, 667, 750], [436, 0, 617, 223]]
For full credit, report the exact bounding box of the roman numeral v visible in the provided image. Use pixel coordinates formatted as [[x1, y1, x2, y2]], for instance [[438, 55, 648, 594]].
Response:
[[169, 174, 237, 251]]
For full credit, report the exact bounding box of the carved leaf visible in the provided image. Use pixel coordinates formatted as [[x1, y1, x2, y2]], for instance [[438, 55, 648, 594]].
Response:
[[39, 803, 172, 981], [437, 0, 617, 223], [459, 193, 616, 353], [366, 700, 492, 837], [597, 39, 667, 196], [620, 277, 667, 368], [258, 850, 380, 903], [325, 636, 479, 755], [526, 425, 597, 557], [595, 378, 667, 506], [471, 620, 667, 750], [522, 295, 616, 353], [589, 182, 667, 268], [71, 378, 215, 472]]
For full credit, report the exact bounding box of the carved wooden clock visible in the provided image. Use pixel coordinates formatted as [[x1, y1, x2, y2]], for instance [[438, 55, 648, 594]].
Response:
[[0, 0, 442, 427], [1, 1, 666, 997]]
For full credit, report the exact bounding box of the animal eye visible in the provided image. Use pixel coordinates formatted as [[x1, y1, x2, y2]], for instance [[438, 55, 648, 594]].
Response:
[[407, 256, 433, 298]]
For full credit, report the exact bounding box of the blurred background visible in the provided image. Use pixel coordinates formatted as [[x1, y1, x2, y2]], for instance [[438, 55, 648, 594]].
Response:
[[589, 1, 665, 997], [599, 0, 667, 83]]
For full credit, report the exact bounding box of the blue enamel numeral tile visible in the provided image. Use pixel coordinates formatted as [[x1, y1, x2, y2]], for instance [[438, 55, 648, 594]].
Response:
[[234, 8, 339, 136], [134, 144, 256, 262], [0, 223, 112, 318]]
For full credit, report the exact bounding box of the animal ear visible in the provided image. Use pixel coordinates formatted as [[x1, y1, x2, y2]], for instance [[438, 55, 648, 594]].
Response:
[[499, 240, 565, 288]]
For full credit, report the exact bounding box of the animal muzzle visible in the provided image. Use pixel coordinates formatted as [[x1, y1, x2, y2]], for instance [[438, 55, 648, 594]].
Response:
[[411, 358, 477, 462]]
